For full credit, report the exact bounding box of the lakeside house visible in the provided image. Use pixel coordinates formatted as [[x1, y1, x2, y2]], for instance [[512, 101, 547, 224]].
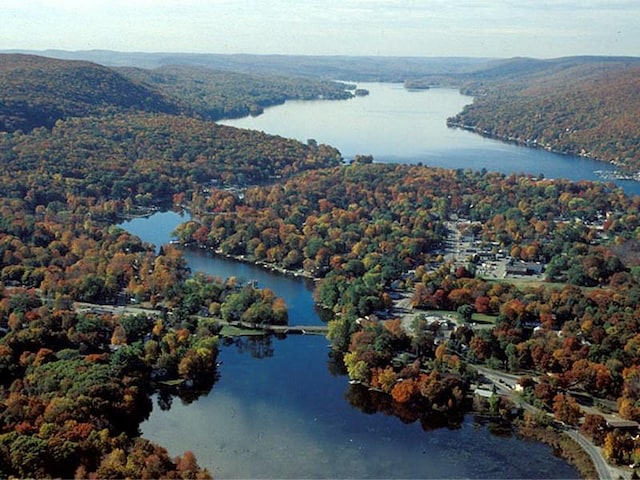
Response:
[[605, 418, 640, 433]]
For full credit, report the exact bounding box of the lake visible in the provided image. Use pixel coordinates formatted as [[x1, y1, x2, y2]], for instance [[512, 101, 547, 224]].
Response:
[[127, 85, 617, 478], [126, 212, 579, 479], [221, 82, 639, 196]]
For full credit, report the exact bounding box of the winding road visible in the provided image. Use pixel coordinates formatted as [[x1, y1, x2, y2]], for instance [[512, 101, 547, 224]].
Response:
[[476, 365, 629, 480], [564, 429, 623, 480]]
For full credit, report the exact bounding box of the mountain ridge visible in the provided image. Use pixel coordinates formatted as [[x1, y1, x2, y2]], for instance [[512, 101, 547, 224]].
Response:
[[0, 54, 185, 132]]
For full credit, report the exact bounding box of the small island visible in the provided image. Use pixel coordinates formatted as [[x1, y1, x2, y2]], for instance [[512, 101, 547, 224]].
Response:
[[404, 79, 431, 90]]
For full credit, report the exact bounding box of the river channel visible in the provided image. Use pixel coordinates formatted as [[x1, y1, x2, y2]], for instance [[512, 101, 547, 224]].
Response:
[[126, 211, 578, 479], [124, 84, 619, 478]]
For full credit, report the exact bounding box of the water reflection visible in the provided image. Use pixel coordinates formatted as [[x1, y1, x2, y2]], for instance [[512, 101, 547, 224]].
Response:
[[154, 364, 221, 409], [127, 177, 580, 478], [223, 335, 276, 359], [345, 383, 465, 432]]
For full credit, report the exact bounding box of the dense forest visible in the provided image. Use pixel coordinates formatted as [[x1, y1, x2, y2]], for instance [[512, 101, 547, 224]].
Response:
[[447, 59, 640, 171], [0, 54, 184, 133], [177, 163, 640, 465], [0, 113, 341, 208], [180, 163, 637, 284], [0, 54, 356, 133], [2, 51, 640, 476], [119, 65, 355, 120]]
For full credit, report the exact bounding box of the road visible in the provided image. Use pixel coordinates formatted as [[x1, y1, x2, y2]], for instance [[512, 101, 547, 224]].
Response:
[[225, 320, 328, 335], [476, 365, 629, 480], [564, 429, 626, 480], [475, 366, 522, 388], [77, 299, 628, 478]]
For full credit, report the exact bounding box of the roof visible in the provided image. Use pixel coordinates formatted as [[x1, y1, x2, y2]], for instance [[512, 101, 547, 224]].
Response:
[[474, 388, 494, 398], [606, 418, 640, 429]]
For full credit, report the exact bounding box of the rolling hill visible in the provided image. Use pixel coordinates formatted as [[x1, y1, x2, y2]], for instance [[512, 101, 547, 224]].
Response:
[[117, 65, 354, 120], [0, 54, 185, 132], [447, 57, 640, 170]]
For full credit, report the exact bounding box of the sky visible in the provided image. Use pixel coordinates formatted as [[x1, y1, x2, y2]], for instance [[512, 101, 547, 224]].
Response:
[[2, 0, 639, 58]]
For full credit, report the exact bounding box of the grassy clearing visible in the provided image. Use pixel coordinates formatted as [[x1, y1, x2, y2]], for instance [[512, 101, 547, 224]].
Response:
[[471, 313, 498, 325], [412, 309, 497, 326], [488, 277, 597, 293], [413, 309, 457, 319], [487, 277, 559, 290], [159, 379, 185, 386], [219, 325, 266, 337]]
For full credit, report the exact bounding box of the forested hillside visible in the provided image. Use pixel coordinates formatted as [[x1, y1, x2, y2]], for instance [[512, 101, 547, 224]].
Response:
[[0, 54, 339, 478], [447, 58, 640, 171], [0, 54, 185, 133], [8, 49, 493, 80], [0, 54, 357, 133], [0, 113, 341, 208], [119, 65, 355, 120]]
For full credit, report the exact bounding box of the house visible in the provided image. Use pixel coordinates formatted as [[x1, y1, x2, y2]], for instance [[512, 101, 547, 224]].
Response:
[[605, 418, 640, 432], [474, 388, 494, 398], [505, 261, 545, 276]]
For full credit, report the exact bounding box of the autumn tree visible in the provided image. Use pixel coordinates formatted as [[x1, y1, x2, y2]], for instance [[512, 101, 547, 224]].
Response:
[[552, 393, 582, 426]]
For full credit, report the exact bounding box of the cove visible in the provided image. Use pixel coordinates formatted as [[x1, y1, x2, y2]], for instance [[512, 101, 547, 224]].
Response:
[[125, 212, 579, 479], [221, 82, 640, 197]]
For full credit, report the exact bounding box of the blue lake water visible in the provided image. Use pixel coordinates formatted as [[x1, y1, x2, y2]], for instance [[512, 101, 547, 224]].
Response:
[[125, 212, 579, 479], [120, 211, 324, 327], [125, 85, 618, 477], [221, 82, 639, 196]]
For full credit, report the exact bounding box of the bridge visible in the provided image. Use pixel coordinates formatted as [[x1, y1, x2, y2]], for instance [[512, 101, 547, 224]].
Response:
[[226, 321, 328, 336]]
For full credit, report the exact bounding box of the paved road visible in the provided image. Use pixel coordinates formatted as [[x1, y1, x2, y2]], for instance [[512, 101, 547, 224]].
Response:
[[565, 429, 627, 480], [476, 365, 629, 480], [475, 366, 521, 388], [77, 299, 629, 479]]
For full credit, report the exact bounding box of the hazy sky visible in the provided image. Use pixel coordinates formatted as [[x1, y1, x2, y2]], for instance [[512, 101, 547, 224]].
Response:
[[2, 0, 639, 58]]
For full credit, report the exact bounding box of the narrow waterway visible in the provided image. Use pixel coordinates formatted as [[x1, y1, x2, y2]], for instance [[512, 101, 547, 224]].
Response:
[[123, 212, 579, 479]]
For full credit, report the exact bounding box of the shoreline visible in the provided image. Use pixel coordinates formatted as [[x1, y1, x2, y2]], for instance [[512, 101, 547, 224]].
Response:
[[169, 219, 624, 480], [447, 121, 640, 182], [183, 242, 316, 281], [516, 422, 598, 479], [513, 421, 633, 480]]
